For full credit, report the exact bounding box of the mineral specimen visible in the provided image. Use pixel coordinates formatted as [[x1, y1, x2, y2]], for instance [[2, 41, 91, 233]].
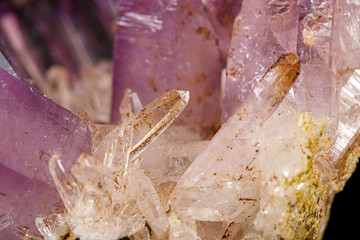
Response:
[[1, 0, 360, 239]]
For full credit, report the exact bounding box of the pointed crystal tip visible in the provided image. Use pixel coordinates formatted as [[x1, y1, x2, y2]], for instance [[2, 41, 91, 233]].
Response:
[[258, 52, 300, 113], [176, 90, 190, 103]]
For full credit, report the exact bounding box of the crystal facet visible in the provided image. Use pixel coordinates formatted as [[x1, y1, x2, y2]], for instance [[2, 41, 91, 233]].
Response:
[[0, 67, 91, 183]]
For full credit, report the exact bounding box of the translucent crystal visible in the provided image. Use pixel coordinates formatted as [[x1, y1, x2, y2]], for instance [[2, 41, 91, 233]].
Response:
[[331, 0, 360, 74], [129, 90, 190, 161], [35, 214, 69, 240], [293, 63, 339, 139], [127, 164, 169, 237], [330, 70, 360, 163], [168, 211, 199, 240], [49, 156, 80, 214], [119, 88, 143, 122], [40, 90, 189, 239], [297, 0, 335, 64], [223, 0, 298, 121], [252, 108, 332, 239], [0, 67, 91, 183], [170, 53, 300, 223], [141, 140, 209, 185], [0, 163, 63, 238]]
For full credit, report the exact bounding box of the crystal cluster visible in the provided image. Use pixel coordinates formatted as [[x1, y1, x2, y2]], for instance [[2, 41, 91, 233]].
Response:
[[36, 90, 189, 240], [1, 0, 360, 240]]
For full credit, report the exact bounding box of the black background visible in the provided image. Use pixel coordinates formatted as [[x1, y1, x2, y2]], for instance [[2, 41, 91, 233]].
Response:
[[323, 162, 360, 239]]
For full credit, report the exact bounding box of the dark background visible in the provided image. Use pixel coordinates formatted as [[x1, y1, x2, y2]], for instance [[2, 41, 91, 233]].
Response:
[[323, 162, 360, 239]]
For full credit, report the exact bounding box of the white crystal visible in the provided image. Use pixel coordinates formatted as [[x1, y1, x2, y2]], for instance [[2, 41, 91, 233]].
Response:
[[41, 90, 189, 239], [170, 53, 299, 224], [330, 69, 360, 162]]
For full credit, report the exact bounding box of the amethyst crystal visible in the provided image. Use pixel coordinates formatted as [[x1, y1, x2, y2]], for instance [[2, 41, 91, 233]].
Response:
[[111, 0, 223, 125], [0, 64, 91, 238], [1, 0, 360, 239], [0, 163, 62, 238], [223, 0, 299, 121], [0, 67, 91, 183]]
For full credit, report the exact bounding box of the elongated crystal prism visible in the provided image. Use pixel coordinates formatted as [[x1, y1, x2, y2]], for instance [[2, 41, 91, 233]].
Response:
[[0, 67, 91, 183], [223, 0, 299, 121], [170, 53, 299, 224]]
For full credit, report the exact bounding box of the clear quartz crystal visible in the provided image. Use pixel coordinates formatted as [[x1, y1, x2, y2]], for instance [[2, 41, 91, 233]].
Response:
[[35, 214, 69, 240], [223, 0, 298, 121], [251, 106, 332, 239], [170, 53, 300, 225], [41, 90, 189, 239], [127, 163, 169, 237]]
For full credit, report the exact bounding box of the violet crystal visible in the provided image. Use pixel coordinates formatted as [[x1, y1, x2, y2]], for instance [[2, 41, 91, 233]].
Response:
[[112, 0, 223, 125], [1, 0, 360, 239], [0, 64, 91, 238], [0, 67, 91, 183]]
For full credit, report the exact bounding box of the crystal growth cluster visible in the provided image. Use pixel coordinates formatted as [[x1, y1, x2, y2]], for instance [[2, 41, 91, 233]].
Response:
[[1, 0, 360, 240]]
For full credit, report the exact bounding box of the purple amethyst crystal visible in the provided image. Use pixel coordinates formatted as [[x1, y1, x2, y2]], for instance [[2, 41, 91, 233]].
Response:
[[0, 67, 91, 183], [223, 0, 299, 121], [111, 0, 223, 126], [0, 163, 63, 238]]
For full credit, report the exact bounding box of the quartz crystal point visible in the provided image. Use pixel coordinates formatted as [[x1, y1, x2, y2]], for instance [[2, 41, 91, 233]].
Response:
[[293, 0, 340, 140], [170, 53, 299, 224], [129, 90, 190, 160], [223, 0, 299, 121], [42, 90, 189, 240], [112, 0, 223, 125], [292, 63, 339, 139], [0, 67, 91, 183], [225, 0, 340, 137]]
